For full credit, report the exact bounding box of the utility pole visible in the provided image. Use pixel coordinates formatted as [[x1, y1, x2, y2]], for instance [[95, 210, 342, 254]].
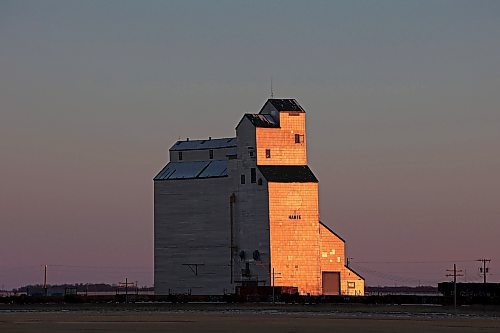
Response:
[[119, 278, 135, 304], [43, 265, 48, 297], [446, 264, 463, 310], [477, 259, 491, 284], [229, 193, 236, 284], [272, 267, 275, 304], [346, 257, 353, 268], [271, 268, 281, 304], [125, 277, 128, 303]]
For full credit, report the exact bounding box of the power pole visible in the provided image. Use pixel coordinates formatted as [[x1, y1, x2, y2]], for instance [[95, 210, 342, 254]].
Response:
[[43, 265, 48, 297], [446, 264, 463, 310], [346, 257, 353, 268], [119, 278, 135, 304], [272, 267, 275, 304], [271, 268, 281, 304], [477, 259, 491, 284]]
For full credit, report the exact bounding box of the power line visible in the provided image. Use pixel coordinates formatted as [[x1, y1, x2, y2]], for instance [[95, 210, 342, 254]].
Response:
[[351, 263, 439, 285], [47, 264, 151, 269], [353, 259, 477, 264]]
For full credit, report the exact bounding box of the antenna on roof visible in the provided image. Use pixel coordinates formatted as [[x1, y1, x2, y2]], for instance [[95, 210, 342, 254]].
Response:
[[270, 77, 274, 98]]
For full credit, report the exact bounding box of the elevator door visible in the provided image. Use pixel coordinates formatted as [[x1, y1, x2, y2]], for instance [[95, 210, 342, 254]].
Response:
[[322, 272, 340, 295]]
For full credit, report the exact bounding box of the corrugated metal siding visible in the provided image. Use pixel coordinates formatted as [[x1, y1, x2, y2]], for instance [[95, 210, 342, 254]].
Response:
[[154, 177, 233, 295]]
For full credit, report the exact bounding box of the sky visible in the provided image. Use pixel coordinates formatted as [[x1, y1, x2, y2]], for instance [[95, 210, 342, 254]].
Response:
[[1, 0, 499, 290]]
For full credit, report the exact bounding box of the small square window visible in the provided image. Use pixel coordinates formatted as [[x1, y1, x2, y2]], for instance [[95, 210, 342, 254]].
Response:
[[295, 134, 304, 143], [178, 151, 183, 160], [348, 282, 356, 289], [265, 149, 271, 158], [209, 149, 214, 159], [258, 178, 263, 185], [241, 174, 245, 184], [249, 151, 254, 157]]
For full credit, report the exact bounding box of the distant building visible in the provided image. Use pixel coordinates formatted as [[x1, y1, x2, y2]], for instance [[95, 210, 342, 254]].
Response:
[[154, 99, 364, 295], [438, 282, 500, 297]]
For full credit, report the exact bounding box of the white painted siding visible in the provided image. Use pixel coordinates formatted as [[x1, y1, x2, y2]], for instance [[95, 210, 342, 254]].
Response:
[[169, 147, 234, 162], [154, 177, 233, 295], [233, 117, 271, 285], [154, 99, 364, 296]]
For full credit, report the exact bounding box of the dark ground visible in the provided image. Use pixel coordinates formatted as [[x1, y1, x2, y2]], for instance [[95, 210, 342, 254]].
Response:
[[1, 303, 499, 333]]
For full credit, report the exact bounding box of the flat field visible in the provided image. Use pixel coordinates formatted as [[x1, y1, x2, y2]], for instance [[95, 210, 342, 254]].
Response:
[[1, 303, 499, 333]]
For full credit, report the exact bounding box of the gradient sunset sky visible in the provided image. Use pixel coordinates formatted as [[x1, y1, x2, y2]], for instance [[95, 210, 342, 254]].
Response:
[[1, 0, 499, 289]]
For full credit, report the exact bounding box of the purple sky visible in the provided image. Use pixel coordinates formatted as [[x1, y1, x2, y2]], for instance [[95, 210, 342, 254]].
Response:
[[1, 0, 499, 289]]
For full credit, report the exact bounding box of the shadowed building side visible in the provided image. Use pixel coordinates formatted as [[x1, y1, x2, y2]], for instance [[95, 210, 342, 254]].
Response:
[[154, 177, 233, 295]]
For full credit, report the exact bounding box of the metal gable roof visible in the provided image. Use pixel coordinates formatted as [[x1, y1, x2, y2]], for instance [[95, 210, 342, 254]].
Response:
[[154, 160, 228, 180], [198, 160, 228, 178], [319, 221, 345, 243], [268, 99, 305, 112], [244, 113, 279, 128], [258, 165, 318, 183], [170, 137, 236, 151]]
